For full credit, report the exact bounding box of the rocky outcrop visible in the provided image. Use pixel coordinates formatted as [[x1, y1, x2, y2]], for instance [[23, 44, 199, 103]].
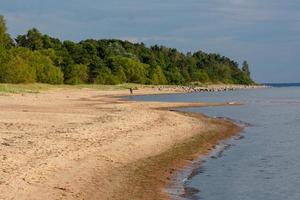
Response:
[[155, 84, 268, 93]]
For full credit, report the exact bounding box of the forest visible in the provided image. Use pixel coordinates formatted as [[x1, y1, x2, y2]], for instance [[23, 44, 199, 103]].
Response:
[[0, 16, 254, 85]]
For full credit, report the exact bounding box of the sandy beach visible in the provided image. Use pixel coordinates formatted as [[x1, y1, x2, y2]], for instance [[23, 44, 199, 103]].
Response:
[[0, 87, 241, 200]]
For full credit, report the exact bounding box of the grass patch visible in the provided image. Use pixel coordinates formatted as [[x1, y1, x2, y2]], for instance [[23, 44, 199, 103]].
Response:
[[46, 83, 155, 91], [0, 83, 53, 94], [0, 83, 161, 94]]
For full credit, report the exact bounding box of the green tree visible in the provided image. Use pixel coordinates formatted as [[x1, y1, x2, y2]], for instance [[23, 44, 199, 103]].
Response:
[[16, 28, 43, 50], [166, 67, 184, 85], [242, 60, 250, 77], [0, 16, 13, 49], [0, 47, 64, 84], [108, 56, 149, 83], [5, 48, 36, 83], [30, 51, 64, 84], [192, 69, 209, 83], [0, 53, 35, 83], [40, 49, 63, 67], [149, 65, 167, 85], [114, 67, 127, 83], [0, 16, 256, 85], [95, 67, 117, 85], [64, 64, 88, 84]]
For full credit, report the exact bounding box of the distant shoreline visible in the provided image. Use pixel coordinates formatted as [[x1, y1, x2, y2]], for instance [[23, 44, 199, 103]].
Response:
[[263, 83, 300, 87], [146, 84, 266, 93]]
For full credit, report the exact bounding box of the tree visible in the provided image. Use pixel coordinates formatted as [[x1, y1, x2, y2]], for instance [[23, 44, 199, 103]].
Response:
[[0, 49, 36, 83], [166, 67, 184, 85], [95, 67, 117, 85], [63, 41, 90, 64], [64, 64, 88, 85], [16, 28, 43, 50], [124, 59, 148, 83], [0, 16, 256, 85], [149, 65, 167, 85], [0, 16, 7, 46], [0, 16, 13, 49], [30, 51, 64, 84], [242, 60, 250, 77], [192, 69, 209, 83], [0, 16, 13, 82], [0, 47, 64, 84], [87, 56, 105, 83], [114, 67, 127, 83], [107, 56, 149, 84], [40, 49, 63, 67]]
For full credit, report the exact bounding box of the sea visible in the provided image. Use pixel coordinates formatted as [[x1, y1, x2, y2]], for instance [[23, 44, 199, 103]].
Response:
[[131, 84, 300, 200]]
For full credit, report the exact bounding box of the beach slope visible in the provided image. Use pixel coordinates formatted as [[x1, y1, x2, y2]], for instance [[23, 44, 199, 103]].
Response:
[[0, 88, 240, 199]]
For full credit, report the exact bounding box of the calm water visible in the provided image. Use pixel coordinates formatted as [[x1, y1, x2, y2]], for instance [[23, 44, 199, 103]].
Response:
[[131, 87, 300, 200]]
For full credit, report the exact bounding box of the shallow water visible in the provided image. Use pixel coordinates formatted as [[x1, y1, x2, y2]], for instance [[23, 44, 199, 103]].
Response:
[[132, 87, 300, 200]]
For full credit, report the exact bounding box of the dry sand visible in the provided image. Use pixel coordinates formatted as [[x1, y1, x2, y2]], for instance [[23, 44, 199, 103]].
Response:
[[0, 87, 241, 200]]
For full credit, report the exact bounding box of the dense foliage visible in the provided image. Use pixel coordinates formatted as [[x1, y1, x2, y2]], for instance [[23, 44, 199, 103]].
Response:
[[0, 16, 254, 85]]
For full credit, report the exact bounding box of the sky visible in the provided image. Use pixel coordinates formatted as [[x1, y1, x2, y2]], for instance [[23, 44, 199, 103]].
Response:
[[1, 0, 300, 83]]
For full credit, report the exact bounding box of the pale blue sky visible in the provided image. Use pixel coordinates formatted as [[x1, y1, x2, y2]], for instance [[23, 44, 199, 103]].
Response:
[[1, 0, 300, 83]]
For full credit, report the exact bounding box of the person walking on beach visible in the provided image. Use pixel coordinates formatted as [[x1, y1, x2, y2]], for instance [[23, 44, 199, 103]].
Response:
[[129, 88, 133, 95]]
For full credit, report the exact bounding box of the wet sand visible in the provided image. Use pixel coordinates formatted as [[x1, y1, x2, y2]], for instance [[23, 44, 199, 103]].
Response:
[[0, 87, 241, 199]]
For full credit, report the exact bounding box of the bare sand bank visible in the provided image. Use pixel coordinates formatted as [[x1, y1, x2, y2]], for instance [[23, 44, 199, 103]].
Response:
[[0, 87, 241, 200]]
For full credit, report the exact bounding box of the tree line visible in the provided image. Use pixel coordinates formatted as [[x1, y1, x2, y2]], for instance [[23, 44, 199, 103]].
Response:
[[0, 16, 254, 85]]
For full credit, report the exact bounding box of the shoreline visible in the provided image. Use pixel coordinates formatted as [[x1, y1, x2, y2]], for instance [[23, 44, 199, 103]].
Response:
[[113, 111, 242, 200], [86, 89, 243, 200], [122, 84, 267, 96], [166, 118, 244, 199], [0, 86, 243, 200]]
